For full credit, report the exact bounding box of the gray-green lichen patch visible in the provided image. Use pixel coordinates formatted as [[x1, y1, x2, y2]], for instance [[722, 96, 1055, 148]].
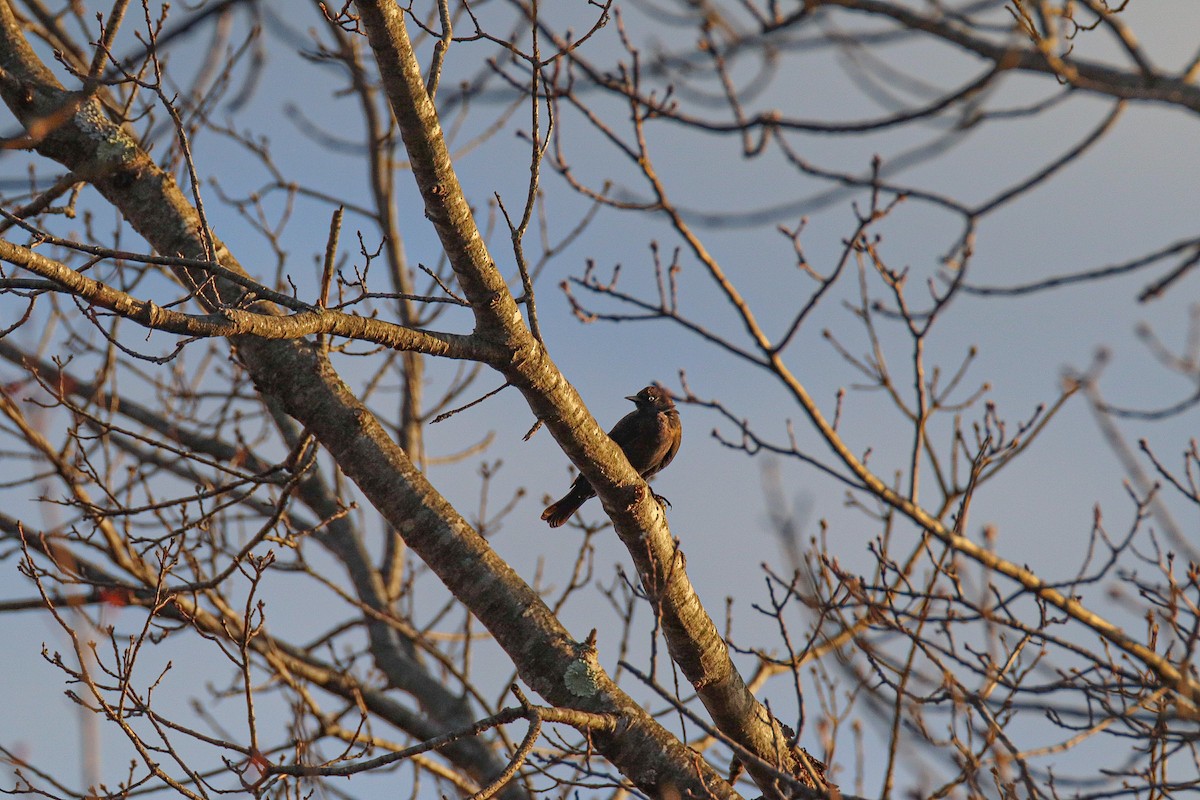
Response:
[[564, 658, 600, 698], [74, 101, 138, 164]]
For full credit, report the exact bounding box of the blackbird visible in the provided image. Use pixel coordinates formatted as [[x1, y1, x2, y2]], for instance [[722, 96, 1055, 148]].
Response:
[[541, 385, 682, 528]]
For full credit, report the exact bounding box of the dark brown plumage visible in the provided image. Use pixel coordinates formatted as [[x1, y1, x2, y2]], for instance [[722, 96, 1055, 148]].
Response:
[[542, 385, 682, 528]]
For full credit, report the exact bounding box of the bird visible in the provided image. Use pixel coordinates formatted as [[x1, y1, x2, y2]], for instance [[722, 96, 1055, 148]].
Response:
[[542, 384, 682, 528]]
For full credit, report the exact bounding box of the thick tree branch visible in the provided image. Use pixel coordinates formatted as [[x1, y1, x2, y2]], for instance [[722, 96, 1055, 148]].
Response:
[[0, 3, 740, 796], [350, 1, 829, 794], [0, 239, 477, 357]]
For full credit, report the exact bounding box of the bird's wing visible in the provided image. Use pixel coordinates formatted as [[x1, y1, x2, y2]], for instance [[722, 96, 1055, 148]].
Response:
[[657, 421, 681, 473]]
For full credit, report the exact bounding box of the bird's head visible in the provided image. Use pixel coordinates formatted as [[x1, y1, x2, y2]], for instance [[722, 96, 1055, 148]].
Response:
[[626, 384, 676, 411]]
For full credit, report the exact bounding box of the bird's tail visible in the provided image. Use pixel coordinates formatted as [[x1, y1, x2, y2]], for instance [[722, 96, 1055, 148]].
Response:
[[541, 483, 593, 528], [540, 502, 575, 528]]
